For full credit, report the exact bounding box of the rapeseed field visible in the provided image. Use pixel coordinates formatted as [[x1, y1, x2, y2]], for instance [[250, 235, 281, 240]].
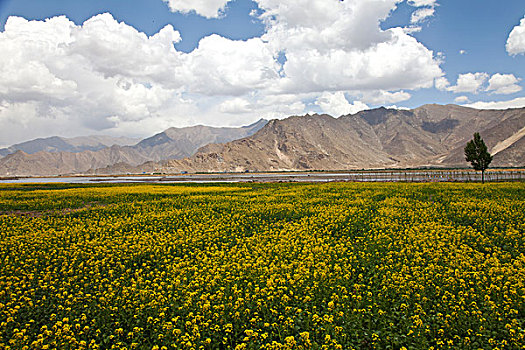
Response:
[[0, 182, 524, 349]]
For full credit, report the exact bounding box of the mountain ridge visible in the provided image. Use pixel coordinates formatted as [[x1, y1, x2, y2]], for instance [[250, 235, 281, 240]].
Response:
[[0, 135, 140, 157], [118, 104, 525, 174], [1, 105, 524, 176], [0, 119, 267, 176]]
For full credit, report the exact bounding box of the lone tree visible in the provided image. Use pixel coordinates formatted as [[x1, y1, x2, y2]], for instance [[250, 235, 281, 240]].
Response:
[[464, 132, 493, 184]]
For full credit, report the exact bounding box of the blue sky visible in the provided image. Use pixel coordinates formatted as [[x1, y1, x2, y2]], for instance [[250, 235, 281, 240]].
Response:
[[0, 0, 524, 144], [386, 1, 525, 106], [0, 0, 266, 52]]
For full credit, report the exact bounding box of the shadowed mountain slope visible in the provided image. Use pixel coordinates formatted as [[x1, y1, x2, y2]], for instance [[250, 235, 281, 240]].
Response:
[[0, 120, 267, 176], [0, 135, 139, 157]]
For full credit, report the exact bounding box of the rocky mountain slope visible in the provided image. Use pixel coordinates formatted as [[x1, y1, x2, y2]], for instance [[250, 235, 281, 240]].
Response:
[[0, 120, 267, 176], [112, 104, 525, 174], [132, 119, 267, 161], [0, 135, 139, 157], [2, 105, 524, 176], [1, 146, 149, 177]]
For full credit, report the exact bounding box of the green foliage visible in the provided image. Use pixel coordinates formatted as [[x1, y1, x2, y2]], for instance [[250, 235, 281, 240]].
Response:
[[464, 132, 493, 172]]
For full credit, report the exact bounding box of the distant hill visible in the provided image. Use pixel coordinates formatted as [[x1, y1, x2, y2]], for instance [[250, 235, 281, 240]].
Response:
[[0, 135, 139, 157], [132, 119, 268, 161], [0, 146, 149, 177], [103, 104, 525, 174], [0, 120, 267, 176]]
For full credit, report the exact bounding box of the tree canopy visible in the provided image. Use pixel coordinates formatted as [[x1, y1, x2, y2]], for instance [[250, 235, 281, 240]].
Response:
[[464, 132, 493, 183]]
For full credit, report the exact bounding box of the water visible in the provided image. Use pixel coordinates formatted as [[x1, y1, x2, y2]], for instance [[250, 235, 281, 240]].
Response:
[[0, 176, 161, 184], [1, 170, 524, 184]]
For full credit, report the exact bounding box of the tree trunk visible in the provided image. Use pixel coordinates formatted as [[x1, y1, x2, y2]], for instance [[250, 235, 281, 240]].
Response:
[[482, 170, 485, 184]]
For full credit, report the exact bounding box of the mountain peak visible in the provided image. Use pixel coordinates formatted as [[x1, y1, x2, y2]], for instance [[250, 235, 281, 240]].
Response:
[[244, 118, 267, 129], [2, 104, 524, 176]]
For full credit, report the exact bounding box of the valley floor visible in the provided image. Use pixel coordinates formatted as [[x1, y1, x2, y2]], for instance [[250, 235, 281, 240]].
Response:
[[1, 168, 525, 184]]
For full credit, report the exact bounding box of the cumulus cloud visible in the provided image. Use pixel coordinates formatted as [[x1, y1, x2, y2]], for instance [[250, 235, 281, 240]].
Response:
[[0, 0, 447, 145], [447, 73, 489, 94], [486, 73, 522, 95], [407, 0, 437, 6], [217, 94, 307, 120], [261, 1, 441, 93], [181, 35, 279, 96], [434, 77, 450, 91], [464, 97, 525, 110], [443, 72, 522, 96], [359, 90, 411, 105], [454, 96, 469, 103], [385, 105, 411, 110], [506, 15, 525, 55], [411, 7, 435, 23], [162, 0, 231, 18], [70, 14, 184, 88], [219, 98, 252, 114], [407, 0, 437, 24], [315, 92, 369, 116], [166, 0, 443, 94], [0, 14, 199, 144]]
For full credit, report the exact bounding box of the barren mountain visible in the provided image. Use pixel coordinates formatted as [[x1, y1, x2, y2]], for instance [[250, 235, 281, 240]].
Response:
[[0, 120, 267, 176], [113, 104, 525, 174], [0, 135, 139, 157], [3, 105, 524, 176], [438, 106, 525, 166], [0, 146, 150, 177], [132, 119, 268, 161]]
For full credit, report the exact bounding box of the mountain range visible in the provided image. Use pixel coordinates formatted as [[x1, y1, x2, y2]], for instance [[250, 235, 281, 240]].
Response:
[[0, 119, 267, 176], [139, 104, 524, 173], [0, 135, 139, 157], [1, 104, 524, 176]]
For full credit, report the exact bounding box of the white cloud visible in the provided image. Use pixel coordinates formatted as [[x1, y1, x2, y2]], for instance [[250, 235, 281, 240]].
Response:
[[257, 0, 442, 94], [464, 97, 525, 110], [0, 1, 447, 145], [506, 15, 525, 55], [359, 90, 411, 105], [217, 94, 307, 120], [454, 96, 469, 103], [440, 73, 521, 96], [407, 0, 437, 24], [271, 26, 442, 94], [447, 73, 489, 93], [434, 76, 450, 91], [486, 73, 522, 95], [0, 14, 188, 143], [70, 14, 184, 88], [219, 98, 252, 114], [403, 26, 422, 34], [0, 16, 78, 103], [315, 92, 369, 116], [181, 35, 279, 96], [407, 0, 437, 7], [162, 0, 231, 18], [165, 0, 443, 94], [411, 7, 435, 23], [385, 105, 411, 110]]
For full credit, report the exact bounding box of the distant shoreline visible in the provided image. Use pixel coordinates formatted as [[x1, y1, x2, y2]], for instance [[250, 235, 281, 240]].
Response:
[[1, 168, 524, 184]]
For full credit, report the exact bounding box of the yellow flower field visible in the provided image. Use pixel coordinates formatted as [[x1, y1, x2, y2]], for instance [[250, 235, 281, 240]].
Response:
[[0, 182, 524, 349]]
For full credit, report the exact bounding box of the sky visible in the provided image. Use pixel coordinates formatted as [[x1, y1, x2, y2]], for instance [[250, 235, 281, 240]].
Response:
[[1, 0, 525, 146]]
